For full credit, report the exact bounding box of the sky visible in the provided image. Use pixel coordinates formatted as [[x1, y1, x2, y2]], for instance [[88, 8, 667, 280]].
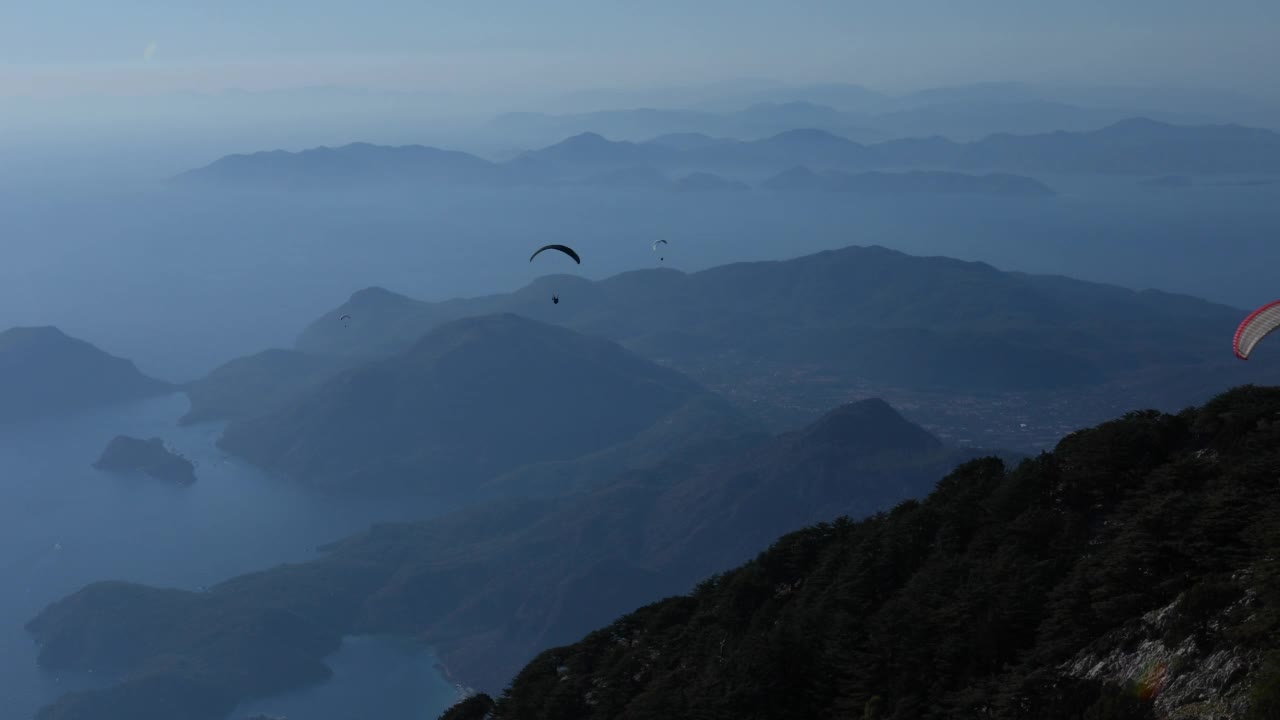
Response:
[[1, 0, 1278, 99], [1, 0, 1278, 183]]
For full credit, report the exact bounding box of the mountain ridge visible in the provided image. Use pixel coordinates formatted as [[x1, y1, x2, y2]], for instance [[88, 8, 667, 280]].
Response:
[[760, 166, 1055, 195], [487, 90, 1224, 145], [176, 118, 1280, 186], [0, 326, 175, 423], [271, 243, 1279, 453], [216, 312, 748, 496], [460, 384, 1280, 720]]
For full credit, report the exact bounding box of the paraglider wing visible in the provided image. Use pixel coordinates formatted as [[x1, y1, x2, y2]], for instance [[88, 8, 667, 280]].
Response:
[[1234, 300, 1280, 360], [529, 244, 581, 264], [652, 239, 668, 250], [340, 314, 352, 321]]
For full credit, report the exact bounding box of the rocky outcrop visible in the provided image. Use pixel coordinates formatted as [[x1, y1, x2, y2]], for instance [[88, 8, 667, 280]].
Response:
[[93, 436, 197, 486], [1063, 580, 1263, 719]]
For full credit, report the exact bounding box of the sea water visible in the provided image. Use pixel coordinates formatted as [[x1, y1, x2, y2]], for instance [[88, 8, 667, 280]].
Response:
[[0, 393, 458, 719]]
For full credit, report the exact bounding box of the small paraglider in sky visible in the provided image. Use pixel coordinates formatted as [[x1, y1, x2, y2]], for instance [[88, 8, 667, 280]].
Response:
[[552, 294, 560, 305], [1234, 300, 1280, 359], [653, 238, 668, 262], [340, 314, 352, 328]]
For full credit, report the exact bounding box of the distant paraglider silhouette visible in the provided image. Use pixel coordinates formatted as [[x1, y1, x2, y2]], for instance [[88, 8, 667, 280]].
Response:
[[340, 314, 352, 328], [653, 238, 668, 262], [529, 244, 581, 264], [530, 244, 580, 306]]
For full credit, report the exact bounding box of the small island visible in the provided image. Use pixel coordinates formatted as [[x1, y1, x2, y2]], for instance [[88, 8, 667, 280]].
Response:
[[92, 436, 197, 486]]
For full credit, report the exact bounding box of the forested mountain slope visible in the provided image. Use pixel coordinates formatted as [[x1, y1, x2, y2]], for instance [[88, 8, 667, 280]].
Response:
[[468, 385, 1280, 720]]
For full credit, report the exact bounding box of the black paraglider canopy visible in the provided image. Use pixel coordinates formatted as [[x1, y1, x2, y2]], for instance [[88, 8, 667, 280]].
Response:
[[529, 244, 581, 264], [530, 244, 579, 305]]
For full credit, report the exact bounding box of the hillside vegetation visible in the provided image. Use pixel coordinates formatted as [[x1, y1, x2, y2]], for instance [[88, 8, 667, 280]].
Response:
[[477, 385, 1280, 720]]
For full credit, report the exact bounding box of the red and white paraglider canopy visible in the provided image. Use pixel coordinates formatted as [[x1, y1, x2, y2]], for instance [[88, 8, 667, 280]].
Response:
[[1234, 300, 1280, 360]]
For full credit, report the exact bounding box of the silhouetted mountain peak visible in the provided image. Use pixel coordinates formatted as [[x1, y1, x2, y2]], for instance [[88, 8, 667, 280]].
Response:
[[177, 141, 496, 185], [1101, 116, 1171, 132], [405, 313, 648, 370], [506, 131, 654, 178], [220, 311, 712, 494], [553, 132, 618, 151], [366, 313, 536, 365], [799, 398, 942, 453], [411, 312, 547, 347], [0, 325, 173, 422], [346, 286, 416, 311], [0, 325, 70, 347], [0, 325, 113, 362]]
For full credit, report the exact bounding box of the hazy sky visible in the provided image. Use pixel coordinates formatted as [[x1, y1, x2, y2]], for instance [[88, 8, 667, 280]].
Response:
[[1, 1, 1278, 99]]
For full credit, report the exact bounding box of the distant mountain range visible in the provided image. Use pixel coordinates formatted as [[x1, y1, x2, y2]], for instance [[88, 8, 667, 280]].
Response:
[[490, 98, 1204, 147], [574, 166, 750, 192], [180, 142, 499, 187], [548, 80, 1274, 121], [176, 244, 1280, 460], [488, 101, 891, 146], [27, 397, 991, 720], [282, 245, 1275, 441], [0, 326, 174, 424], [177, 118, 1280, 189], [760, 167, 1054, 196], [571, 165, 1041, 195]]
